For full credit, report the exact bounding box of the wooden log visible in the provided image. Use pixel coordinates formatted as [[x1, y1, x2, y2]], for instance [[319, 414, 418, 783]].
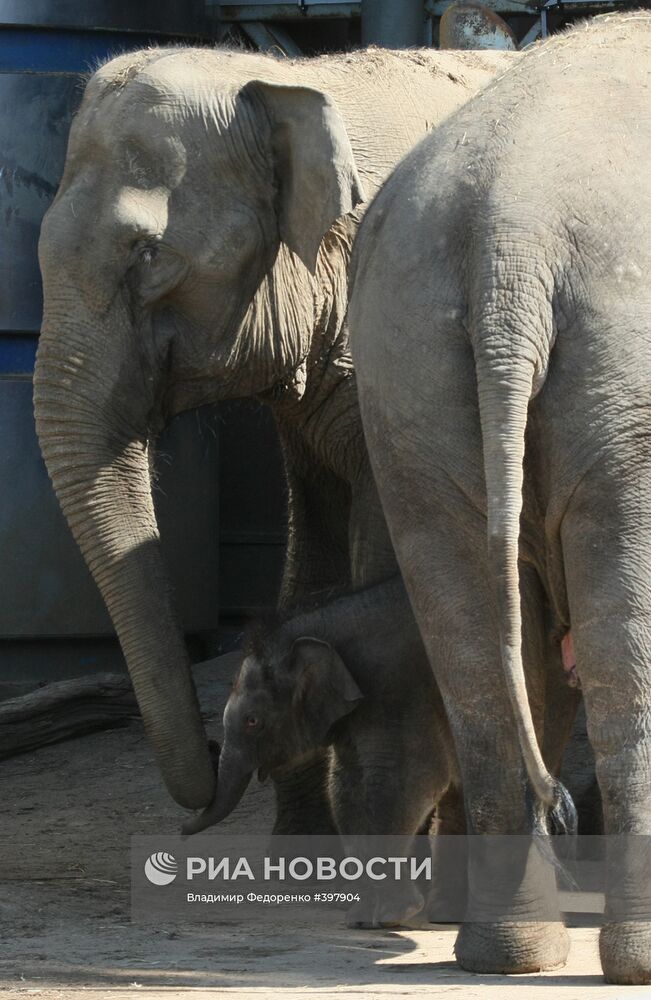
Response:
[[0, 673, 140, 760]]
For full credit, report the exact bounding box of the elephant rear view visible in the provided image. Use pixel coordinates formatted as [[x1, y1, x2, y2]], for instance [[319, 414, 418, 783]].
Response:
[[350, 13, 651, 985], [33, 42, 515, 818]]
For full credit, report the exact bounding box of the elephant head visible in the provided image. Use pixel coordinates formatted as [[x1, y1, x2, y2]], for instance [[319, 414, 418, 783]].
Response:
[[33, 49, 364, 810], [183, 635, 363, 834]]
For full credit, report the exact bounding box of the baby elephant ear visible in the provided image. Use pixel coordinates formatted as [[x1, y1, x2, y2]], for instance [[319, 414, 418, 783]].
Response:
[[290, 637, 363, 746], [241, 80, 366, 272]]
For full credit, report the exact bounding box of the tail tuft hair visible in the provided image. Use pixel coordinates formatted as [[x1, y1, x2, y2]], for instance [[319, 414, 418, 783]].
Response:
[[531, 780, 578, 890], [549, 781, 578, 837], [532, 779, 577, 837]]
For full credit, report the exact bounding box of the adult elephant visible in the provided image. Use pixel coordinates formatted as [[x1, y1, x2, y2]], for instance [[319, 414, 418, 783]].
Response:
[[349, 13, 651, 985], [33, 44, 514, 821]]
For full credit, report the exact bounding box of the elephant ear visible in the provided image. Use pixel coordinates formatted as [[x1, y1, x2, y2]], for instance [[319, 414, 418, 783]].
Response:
[[242, 80, 366, 272], [290, 637, 363, 746]]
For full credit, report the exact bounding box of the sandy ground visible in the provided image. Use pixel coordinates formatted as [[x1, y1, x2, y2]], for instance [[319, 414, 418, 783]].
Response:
[[0, 654, 649, 1000]]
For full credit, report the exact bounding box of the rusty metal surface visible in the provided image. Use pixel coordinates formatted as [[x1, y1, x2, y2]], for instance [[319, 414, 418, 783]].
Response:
[[440, 1, 518, 49]]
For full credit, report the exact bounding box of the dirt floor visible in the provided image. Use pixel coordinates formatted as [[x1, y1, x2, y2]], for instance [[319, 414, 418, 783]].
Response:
[[0, 654, 648, 1000]]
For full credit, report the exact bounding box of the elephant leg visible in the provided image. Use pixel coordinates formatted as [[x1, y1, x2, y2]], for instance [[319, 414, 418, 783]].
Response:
[[271, 435, 351, 836], [332, 747, 428, 928], [348, 458, 398, 587], [343, 833, 426, 930], [428, 571, 568, 926], [271, 755, 338, 835], [388, 503, 568, 973], [562, 467, 651, 985], [534, 582, 597, 831], [277, 428, 352, 608], [452, 686, 568, 974], [428, 783, 469, 923], [542, 646, 582, 778], [521, 566, 583, 780], [452, 698, 569, 971], [433, 782, 467, 835]]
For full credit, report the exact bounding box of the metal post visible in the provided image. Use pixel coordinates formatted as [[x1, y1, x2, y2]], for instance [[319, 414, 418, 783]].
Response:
[[362, 0, 424, 48]]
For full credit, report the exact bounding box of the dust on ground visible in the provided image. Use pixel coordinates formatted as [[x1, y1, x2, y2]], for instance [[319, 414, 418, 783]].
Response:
[[0, 654, 644, 999]]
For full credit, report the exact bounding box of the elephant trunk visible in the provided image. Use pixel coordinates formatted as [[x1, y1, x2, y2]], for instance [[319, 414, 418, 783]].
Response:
[[182, 742, 254, 835], [33, 313, 215, 810]]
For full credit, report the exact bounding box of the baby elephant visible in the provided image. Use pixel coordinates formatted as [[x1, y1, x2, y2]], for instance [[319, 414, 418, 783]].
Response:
[[184, 575, 461, 926]]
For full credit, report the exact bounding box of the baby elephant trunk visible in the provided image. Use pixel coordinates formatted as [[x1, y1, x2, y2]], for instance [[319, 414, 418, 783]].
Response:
[[182, 741, 254, 835]]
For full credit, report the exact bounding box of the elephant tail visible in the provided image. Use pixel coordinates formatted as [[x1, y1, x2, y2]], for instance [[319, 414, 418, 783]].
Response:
[[474, 344, 576, 837]]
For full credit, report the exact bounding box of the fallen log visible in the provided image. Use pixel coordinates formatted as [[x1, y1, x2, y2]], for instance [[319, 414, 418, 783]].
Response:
[[0, 673, 140, 760]]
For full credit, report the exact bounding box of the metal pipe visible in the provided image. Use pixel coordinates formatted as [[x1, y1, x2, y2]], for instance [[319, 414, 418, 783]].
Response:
[[361, 0, 424, 48]]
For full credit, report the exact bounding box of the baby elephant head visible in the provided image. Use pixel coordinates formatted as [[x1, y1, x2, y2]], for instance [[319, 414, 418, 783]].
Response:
[[182, 636, 362, 835]]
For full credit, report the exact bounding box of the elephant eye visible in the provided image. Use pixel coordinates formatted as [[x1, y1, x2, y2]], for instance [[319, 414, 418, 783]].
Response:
[[245, 715, 259, 729], [139, 243, 158, 265]]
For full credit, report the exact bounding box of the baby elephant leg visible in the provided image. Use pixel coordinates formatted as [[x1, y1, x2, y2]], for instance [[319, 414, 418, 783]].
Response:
[[332, 746, 433, 929]]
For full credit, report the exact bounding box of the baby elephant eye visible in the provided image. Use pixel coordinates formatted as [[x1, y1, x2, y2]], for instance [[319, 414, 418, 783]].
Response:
[[140, 244, 158, 265], [245, 715, 259, 729]]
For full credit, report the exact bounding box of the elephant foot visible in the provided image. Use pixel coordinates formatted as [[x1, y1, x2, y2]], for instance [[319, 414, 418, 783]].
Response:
[[427, 875, 467, 924], [427, 846, 467, 924], [601, 921, 651, 985], [455, 921, 570, 974], [346, 884, 424, 929]]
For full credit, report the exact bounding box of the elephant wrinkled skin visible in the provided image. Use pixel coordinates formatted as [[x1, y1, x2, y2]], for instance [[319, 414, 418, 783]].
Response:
[[349, 14, 651, 984], [33, 43, 514, 819]]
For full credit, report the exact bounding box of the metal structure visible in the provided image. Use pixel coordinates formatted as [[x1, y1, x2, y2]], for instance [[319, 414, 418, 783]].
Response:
[[211, 1, 359, 19], [214, 0, 639, 47], [361, 0, 425, 45], [537, 0, 636, 36], [0, 2, 223, 666], [0, 0, 209, 32]]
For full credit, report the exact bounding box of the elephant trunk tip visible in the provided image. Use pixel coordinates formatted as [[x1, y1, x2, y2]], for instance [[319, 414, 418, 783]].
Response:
[[181, 807, 215, 838], [179, 746, 253, 836], [180, 740, 222, 836]]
